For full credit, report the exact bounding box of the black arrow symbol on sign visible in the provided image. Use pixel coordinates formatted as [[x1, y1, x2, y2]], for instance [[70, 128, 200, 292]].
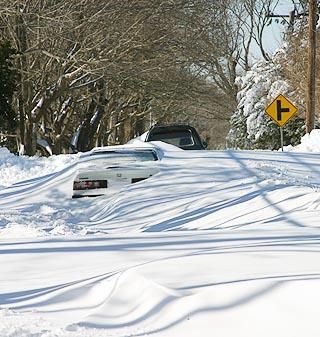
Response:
[[276, 100, 289, 120]]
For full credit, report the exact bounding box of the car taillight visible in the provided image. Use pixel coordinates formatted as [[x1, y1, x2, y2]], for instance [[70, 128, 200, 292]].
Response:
[[131, 177, 148, 183], [73, 180, 107, 190]]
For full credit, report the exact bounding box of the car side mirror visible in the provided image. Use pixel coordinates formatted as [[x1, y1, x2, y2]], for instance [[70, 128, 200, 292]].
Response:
[[202, 140, 208, 149]]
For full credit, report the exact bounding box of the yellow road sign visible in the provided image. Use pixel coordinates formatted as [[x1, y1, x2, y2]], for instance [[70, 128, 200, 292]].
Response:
[[265, 94, 297, 127]]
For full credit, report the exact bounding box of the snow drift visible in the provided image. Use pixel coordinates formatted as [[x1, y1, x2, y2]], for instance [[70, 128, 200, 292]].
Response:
[[1, 134, 320, 337]]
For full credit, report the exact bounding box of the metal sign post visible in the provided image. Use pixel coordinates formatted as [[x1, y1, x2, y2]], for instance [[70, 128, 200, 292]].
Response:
[[280, 127, 284, 152]]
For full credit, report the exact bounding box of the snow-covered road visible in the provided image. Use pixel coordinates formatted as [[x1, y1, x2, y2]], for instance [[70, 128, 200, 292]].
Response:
[[1, 136, 320, 337]]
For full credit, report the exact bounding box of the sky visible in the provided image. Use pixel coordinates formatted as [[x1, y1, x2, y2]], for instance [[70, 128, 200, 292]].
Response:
[[1, 130, 320, 336], [253, 0, 301, 59]]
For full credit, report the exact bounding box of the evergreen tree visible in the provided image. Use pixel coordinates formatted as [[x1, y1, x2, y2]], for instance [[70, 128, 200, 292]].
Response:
[[0, 40, 18, 133], [227, 57, 305, 150]]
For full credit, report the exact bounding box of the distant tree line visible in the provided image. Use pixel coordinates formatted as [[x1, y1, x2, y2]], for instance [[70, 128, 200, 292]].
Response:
[[0, 0, 283, 155]]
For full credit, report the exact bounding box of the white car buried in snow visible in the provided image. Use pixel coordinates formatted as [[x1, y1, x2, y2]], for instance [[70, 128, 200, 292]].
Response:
[[72, 146, 160, 198]]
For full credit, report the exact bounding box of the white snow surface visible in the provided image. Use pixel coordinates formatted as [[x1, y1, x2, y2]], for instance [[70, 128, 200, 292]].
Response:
[[1, 135, 320, 336]]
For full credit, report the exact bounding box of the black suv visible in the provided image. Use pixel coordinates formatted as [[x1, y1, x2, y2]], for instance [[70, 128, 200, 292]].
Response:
[[145, 124, 207, 150]]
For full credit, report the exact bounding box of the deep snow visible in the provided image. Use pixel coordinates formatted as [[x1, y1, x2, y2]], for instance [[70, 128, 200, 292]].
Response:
[[1, 131, 320, 336]]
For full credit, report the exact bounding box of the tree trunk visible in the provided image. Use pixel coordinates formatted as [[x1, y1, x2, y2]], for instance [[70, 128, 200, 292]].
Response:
[[75, 80, 107, 152]]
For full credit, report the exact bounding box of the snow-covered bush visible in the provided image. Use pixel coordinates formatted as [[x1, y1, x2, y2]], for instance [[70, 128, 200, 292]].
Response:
[[0, 147, 78, 188], [227, 57, 305, 150]]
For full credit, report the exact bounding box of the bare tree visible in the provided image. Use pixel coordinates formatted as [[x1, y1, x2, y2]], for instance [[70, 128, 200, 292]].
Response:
[[0, 0, 282, 154]]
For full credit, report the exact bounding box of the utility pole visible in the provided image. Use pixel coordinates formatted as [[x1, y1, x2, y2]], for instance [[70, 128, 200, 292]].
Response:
[[306, 0, 317, 133]]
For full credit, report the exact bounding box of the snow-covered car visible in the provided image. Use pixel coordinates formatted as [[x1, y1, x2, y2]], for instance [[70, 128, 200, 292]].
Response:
[[72, 146, 159, 198], [145, 124, 207, 150]]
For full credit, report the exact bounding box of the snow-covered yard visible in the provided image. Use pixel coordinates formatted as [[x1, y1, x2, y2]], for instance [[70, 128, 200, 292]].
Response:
[[1, 132, 320, 337]]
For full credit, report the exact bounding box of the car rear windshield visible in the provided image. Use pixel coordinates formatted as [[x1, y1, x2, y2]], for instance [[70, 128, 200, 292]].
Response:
[[90, 150, 158, 163], [148, 130, 194, 147]]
